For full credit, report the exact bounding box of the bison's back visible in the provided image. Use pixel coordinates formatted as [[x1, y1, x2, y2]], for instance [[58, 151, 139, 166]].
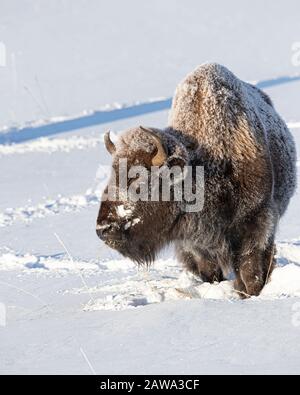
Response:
[[246, 83, 297, 216], [169, 63, 296, 218]]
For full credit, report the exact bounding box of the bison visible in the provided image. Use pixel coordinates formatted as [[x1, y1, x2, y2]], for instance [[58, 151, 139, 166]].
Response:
[[96, 63, 297, 298]]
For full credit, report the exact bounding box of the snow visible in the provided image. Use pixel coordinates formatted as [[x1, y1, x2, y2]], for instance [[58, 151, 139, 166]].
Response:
[[116, 205, 133, 219], [1, 0, 300, 375], [0, 136, 102, 155]]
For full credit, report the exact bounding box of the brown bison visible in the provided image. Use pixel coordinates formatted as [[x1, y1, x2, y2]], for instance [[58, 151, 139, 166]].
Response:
[[96, 63, 297, 298]]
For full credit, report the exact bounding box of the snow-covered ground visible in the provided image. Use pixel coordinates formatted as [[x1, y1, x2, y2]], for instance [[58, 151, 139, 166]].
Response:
[[1, 0, 300, 374]]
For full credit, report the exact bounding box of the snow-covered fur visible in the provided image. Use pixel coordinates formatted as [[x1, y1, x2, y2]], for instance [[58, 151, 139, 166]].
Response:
[[97, 63, 297, 297]]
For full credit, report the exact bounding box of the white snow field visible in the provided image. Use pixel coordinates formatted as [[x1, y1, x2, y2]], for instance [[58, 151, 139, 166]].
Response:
[[1, 0, 300, 375]]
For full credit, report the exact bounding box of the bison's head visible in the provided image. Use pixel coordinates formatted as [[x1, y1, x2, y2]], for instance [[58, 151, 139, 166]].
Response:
[[96, 126, 189, 265]]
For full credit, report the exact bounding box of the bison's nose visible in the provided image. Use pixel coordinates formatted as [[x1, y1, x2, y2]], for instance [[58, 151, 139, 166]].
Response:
[[96, 223, 123, 242]]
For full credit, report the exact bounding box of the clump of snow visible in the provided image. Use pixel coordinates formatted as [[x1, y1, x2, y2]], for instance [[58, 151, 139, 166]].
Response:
[[277, 241, 300, 264], [0, 252, 39, 271], [0, 251, 100, 274], [0, 190, 102, 228], [116, 205, 133, 218], [261, 264, 300, 298], [124, 218, 141, 230], [287, 122, 300, 129], [0, 136, 102, 156]]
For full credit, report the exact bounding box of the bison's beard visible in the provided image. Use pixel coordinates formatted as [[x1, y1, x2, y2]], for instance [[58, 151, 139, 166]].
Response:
[[105, 237, 162, 267]]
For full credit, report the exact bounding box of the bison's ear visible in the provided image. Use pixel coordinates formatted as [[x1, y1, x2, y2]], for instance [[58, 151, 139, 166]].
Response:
[[139, 126, 167, 167], [104, 131, 116, 154]]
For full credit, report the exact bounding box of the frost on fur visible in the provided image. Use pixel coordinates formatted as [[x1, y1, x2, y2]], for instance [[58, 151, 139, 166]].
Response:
[[97, 63, 297, 297]]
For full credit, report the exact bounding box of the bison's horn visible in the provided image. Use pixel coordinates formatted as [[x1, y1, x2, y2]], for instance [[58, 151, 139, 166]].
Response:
[[139, 126, 167, 166], [104, 131, 116, 154]]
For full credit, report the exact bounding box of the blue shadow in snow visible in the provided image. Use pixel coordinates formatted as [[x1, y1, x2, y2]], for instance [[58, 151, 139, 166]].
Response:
[[256, 75, 300, 89], [0, 99, 172, 144], [1, 75, 299, 144]]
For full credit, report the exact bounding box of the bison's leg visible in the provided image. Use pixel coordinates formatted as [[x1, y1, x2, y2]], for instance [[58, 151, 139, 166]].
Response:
[[177, 249, 224, 283], [234, 243, 276, 298]]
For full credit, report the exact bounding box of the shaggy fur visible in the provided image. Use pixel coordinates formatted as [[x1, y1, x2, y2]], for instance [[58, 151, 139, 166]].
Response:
[[97, 63, 297, 297]]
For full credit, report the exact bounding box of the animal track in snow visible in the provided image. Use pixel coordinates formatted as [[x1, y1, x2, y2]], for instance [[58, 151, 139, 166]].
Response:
[[0, 191, 101, 228]]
